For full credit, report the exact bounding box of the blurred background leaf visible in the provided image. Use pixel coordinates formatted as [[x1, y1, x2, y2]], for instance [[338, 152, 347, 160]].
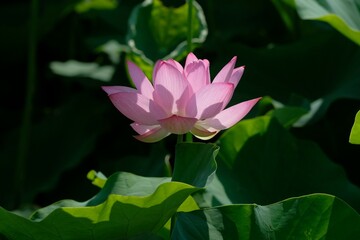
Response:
[[0, 93, 110, 209], [75, 0, 118, 13], [50, 60, 114, 82], [126, 0, 207, 78], [295, 0, 360, 45]]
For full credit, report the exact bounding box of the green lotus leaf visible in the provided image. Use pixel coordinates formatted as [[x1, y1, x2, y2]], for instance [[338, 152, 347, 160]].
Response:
[[0, 172, 198, 239], [173, 194, 360, 239], [350, 110, 360, 144]]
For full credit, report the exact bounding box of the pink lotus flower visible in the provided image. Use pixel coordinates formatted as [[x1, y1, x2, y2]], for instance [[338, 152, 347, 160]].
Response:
[[102, 53, 261, 143]]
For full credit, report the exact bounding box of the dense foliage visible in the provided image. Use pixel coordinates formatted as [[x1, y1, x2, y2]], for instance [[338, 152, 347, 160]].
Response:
[[1, 0, 360, 239]]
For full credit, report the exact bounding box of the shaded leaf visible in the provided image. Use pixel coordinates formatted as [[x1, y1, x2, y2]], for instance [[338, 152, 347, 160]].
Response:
[[267, 106, 308, 128], [211, 29, 360, 125], [99, 141, 169, 178], [174, 194, 360, 239], [213, 116, 360, 211], [0, 93, 109, 209], [126, 0, 207, 72], [271, 0, 298, 35], [295, 0, 360, 45], [172, 143, 218, 188]]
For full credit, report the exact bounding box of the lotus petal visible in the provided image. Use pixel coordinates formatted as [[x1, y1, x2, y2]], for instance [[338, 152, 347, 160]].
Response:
[[109, 92, 167, 125], [229, 66, 245, 88], [185, 60, 210, 93], [102, 86, 136, 95], [203, 98, 261, 130], [212, 56, 237, 83], [130, 122, 160, 135], [191, 124, 218, 140], [134, 127, 171, 143], [158, 115, 197, 134], [185, 83, 234, 119], [153, 62, 190, 115], [127, 61, 154, 100]]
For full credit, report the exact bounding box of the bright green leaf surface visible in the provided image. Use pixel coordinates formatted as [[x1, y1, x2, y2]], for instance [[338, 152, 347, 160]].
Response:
[[75, 0, 117, 13], [350, 110, 360, 144], [87, 170, 107, 188], [0, 172, 198, 239], [172, 143, 218, 188], [295, 0, 360, 45], [173, 194, 360, 239]]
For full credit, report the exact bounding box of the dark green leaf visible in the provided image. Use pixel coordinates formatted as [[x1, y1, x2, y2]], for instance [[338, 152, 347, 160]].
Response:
[[267, 106, 308, 128], [172, 143, 219, 188], [295, 0, 360, 45], [174, 194, 360, 239], [126, 0, 207, 73], [211, 116, 360, 211], [210, 30, 360, 124], [0, 93, 109, 209]]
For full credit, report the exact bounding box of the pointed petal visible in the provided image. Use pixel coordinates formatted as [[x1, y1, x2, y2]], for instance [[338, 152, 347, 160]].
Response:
[[185, 60, 210, 93], [191, 124, 218, 140], [212, 56, 237, 83], [203, 97, 261, 130], [130, 122, 160, 135], [153, 62, 190, 115], [185, 52, 199, 66], [127, 61, 154, 99], [229, 66, 245, 88], [102, 86, 136, 95], [109, 92, 167, 125], [165, 59, 184, 73], [158, 115, 197, 134], [134, 127, 171, 143], [185, 83, 234, 119]]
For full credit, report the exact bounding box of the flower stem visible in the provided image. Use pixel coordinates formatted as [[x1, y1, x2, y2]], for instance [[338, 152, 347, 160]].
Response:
[[171, 134, 185, 235], [177, 134, 184, 143], [15, 0, 39, 204], [187, 0, 194, 53], [185, 132, 193, 142]]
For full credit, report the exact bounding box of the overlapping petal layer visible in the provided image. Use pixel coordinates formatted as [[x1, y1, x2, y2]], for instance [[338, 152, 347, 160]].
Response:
[[109, 92, 167, 125], [185, 83, 234, 119], [158, 115, 198, 134], [153, 62, 190, 115], [127, 61, 154, 100], [103, 53, 261, 142], [203, 97, 262, 130]]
